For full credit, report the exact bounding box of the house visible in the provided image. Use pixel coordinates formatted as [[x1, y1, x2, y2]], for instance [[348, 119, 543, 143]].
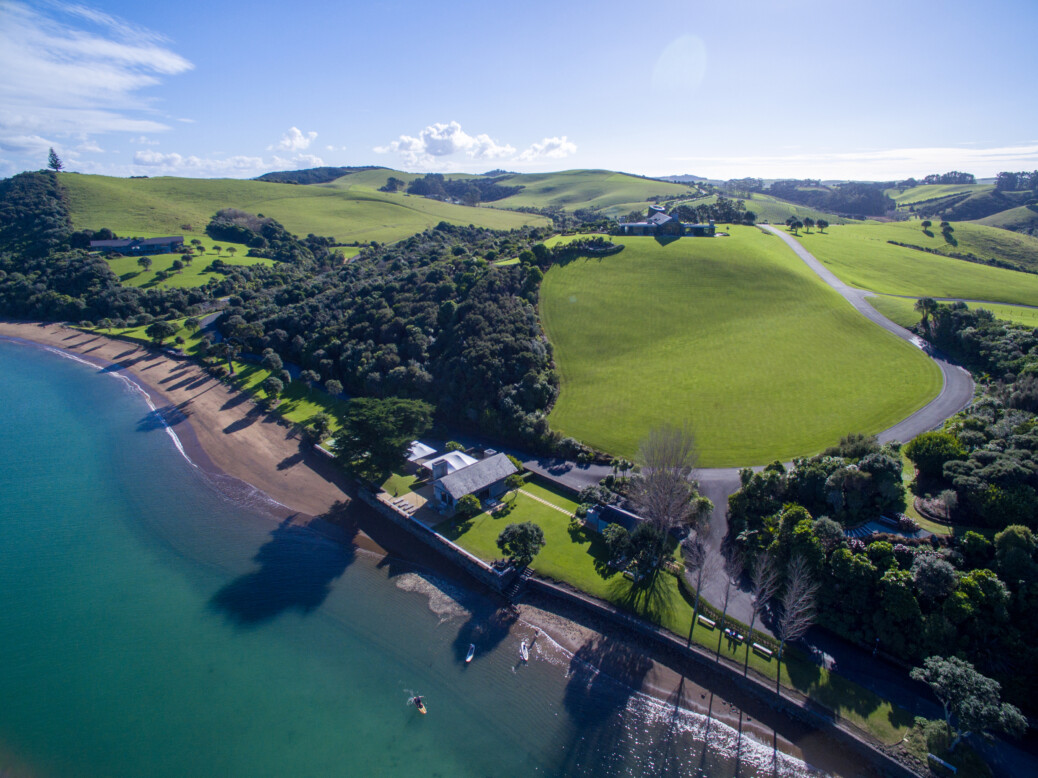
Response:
[[89, 236, 184, 255], [407, 441, 436, 464], [423, 451, 479, 479], [618, 206, 715, 237], [433, 453, 518, 511]]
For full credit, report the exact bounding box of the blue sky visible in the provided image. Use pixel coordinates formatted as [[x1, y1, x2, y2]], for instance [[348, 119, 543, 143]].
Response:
[[2, 0, 1036, 180]]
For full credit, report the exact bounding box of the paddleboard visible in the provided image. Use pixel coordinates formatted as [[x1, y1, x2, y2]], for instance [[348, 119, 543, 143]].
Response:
[[466, 644, 475, 663], [520, 640, 529, 662]]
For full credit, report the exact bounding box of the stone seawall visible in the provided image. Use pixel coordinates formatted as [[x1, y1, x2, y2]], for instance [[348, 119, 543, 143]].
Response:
[[357, 489, 514, 593]]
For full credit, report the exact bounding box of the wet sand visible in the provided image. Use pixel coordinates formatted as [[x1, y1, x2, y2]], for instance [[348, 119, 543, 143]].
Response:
[[0, 320, 883, 776]]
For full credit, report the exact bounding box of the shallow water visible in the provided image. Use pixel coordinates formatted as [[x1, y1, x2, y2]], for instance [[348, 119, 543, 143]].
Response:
[[0, 340, 824, 777]]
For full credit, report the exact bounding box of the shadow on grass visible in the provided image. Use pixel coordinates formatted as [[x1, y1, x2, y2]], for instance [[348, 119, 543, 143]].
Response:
[[609, 568, 675, 626], [210, 504, 356, 627]]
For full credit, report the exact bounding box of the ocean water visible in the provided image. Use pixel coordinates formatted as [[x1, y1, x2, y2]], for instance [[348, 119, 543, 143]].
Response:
[[0, 339, 822, 778]]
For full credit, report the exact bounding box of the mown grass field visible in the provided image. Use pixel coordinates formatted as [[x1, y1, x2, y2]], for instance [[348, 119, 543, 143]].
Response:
[[60, 173, 548, 247], [539, 228, 941, 465], [792, 224, 1038, 304], [101, 235, 274, 288], [439, 479, 911, 742], [868, 294, 1038, 329], [492, 169, 693, 212]]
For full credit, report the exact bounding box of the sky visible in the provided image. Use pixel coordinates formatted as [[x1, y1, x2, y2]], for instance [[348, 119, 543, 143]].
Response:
[[2, 0, 1037, 182]]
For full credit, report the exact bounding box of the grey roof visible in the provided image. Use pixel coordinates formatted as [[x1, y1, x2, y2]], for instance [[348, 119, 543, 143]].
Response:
[[647, 212, 673, 225], [90, 236, 184, 248], [435, 453, 518, 500]]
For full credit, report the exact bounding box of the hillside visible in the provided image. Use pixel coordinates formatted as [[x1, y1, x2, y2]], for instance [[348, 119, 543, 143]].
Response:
[[885, 182, 993, 206], [675, 193, 851, 226], [489, 169, 694, 212], [977, 204, 1038, 237], [540, 228, 940, 465], [792, 223, 1038, 304], [59, 173, 549, 246], [887, 182, 1037, 232]]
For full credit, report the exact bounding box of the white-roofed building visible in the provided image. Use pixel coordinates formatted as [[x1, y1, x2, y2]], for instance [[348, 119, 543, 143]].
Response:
[[422, 451, 479, 480], [407, 441, 437, 463]]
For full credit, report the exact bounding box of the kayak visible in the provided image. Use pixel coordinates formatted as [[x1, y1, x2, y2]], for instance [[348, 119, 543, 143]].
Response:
[[412, 697, 427, 714], [465, 644, 475, 663], [520, 640, 529, 662]]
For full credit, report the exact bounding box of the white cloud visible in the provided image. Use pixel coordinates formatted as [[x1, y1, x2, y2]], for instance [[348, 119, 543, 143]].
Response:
[[130, 149, 323, 177], [517, 136, 578, 162], [668, 143, 1038, 180], [375, 121, 515, 166], [0, 2, 192, 166], [271, 127, 317, 152], [130, 135, 160, 145]]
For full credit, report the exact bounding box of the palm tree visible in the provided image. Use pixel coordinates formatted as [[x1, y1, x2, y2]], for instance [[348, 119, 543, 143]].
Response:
[[914, 297, 939, 334]]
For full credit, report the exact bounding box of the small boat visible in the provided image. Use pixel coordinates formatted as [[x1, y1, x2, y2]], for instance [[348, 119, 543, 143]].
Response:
[[465, 644, 476, 663], [520, 640, 529, 662], [412, 696, 427, 714]]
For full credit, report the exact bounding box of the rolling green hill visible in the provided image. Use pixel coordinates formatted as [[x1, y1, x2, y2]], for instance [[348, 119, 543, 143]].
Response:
[[490, 169, 694, 212], [60, 173, 549, 247], [539, 228, 941, 465], [792, 223, 1038, 304], [868, 295, 1038, 329], [885, 183, 993, 206], [977, 205, 1038, 237], [675, 193, 850, 226]]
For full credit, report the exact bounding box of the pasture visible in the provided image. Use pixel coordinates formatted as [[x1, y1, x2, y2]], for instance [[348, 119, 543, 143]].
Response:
[[492, 169, 693, 212], [676, 192, 849, 226], [885, 183, 993, 206], [868, 295, 1038, 329], [793, 223, 1038, 304], [60, 173, 548, 247], [539, 228, 941, 465]]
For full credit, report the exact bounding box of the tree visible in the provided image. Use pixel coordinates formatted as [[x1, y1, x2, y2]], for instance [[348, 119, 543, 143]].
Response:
[[775, 554, 819, 689], [785, 216, 803, 234], [603, 523, 632, 566], [137, 256, 153, 272], [302, 412, 332, 443], [99, 317, 114, 332], [299, 369, 320, 394], [628, 521, 665, 576], [325, 379, 343, 396], [905, 431, 966, 481], [921, 220, 933, 231], [745, 550, 781, 674], [715, 545, 744, 659], [993, 524, 1037, 584], [504, 473, 525, 500], [213, 245, 222, 256], [184, 317, 200, 334], [803, 217, 815, 233], [912, 553, 958, 604], [47, 148, 63, 172], [261, 350, 283, 373], [629, 425, 703, 535], [145, 320, 177, 346], [910, 656, 1026, 750], [263, 375, 284, 402], [332, 397, 434, 474], [445, 440, 465, 452], [816, 219, 829, 233], [456, 494, 482, 518], [227, 246, 237, 259], [914, 297, 939, 334], [497, 522, 545, 566], [681, 534, 721, 640]]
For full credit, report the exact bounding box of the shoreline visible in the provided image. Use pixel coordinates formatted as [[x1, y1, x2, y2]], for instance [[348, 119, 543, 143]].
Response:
[[0, 320, 882, 776]]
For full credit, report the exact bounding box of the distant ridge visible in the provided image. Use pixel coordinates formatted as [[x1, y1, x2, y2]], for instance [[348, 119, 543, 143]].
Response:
[[660, 174, 708, 184], [255, 166, 380, 185]]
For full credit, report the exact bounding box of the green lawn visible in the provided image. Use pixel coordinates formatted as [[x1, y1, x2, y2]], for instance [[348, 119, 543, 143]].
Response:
[[868, 294, 1038, 329], [792, 223, 1038, 303], [439, 479, 910, 743], [102, 236, 275, 289], [60, 173, 549, 247], [539, 228, 942, 465]]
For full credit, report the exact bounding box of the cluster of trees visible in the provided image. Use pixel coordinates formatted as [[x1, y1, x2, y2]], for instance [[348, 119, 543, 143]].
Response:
[[404, 173, 522, 205], [994, 170, 1038, 192], [671, 196, 756, 225], [905, 300, 1038, 530], [922, 172, 977, 186], [214, 222, 561, 447], [768, 180, 893, 217], [784, 216, 828, 234], [254, 166, 378, 185], [206, 209, 342, 268], [728, 451, 1038, 712]]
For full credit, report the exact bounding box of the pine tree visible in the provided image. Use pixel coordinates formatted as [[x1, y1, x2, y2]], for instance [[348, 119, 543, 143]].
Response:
[[47, 148, 63, 172]]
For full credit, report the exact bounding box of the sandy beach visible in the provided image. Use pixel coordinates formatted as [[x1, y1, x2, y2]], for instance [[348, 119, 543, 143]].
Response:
[[0, 320, 880, 776]]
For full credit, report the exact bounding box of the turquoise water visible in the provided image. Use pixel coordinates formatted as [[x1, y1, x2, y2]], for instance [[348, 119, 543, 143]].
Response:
[[0, 340, 819, 777]]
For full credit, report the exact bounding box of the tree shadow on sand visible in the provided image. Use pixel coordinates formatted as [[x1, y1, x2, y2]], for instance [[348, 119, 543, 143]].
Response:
[[209, 506, 357, 627], [137, 404, 189, 431], [451, 604, 518, 664]]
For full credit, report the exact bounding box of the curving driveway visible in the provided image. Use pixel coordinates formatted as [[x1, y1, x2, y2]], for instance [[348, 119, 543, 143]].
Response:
[[523, 226, 976, 629]]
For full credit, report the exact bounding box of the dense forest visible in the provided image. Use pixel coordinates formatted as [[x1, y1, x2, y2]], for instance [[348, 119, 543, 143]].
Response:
[[767, 180, 894, 217], [403, 173, 522, 204]]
